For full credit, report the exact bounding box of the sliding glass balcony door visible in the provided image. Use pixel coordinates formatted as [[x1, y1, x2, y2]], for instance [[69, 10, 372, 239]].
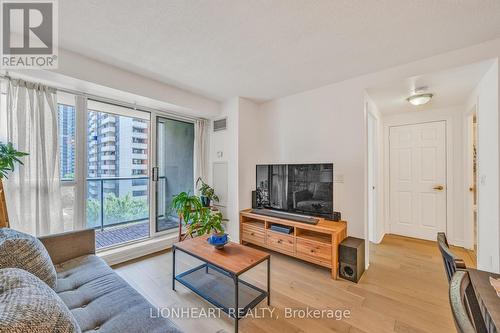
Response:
[[54, 93, 196, 249], [154, 117, 194, 232], [85, 100, 151, 248]]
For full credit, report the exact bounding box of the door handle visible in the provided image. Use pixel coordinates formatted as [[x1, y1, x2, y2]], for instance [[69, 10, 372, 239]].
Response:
[[152, 167, 159, 181], [433, 185, 444, 191]]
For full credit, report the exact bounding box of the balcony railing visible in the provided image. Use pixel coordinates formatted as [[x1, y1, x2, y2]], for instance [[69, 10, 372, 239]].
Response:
[[61, 176, 173, 248], [86, 176, 165, 231]]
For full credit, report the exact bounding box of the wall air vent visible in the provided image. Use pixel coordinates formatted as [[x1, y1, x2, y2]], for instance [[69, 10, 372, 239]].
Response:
[[213, 118, 227, 132]]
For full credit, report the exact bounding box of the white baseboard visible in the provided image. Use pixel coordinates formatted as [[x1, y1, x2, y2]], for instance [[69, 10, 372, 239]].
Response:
[[372, 232, 385, 244], [450, 238, 473, 250], [98, 234, 177, 266]]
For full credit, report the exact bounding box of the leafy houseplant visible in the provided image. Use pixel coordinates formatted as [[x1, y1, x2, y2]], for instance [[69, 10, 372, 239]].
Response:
[[196, 177, 219, 207], [0, 142, 28, 179], [171, 189, 228, 248], [0, 142, 28, 228], [170, 191, 203, 225], [198, 208, 229, 249], [193, 208, 226, 236]]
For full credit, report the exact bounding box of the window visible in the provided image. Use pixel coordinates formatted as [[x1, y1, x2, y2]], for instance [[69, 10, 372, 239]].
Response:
[[132, 127, 145, 133], [86, 100, 151, 248], [5, 83, 198, 252], [132, 178, 147, 186], [132, 137, 146, 144]]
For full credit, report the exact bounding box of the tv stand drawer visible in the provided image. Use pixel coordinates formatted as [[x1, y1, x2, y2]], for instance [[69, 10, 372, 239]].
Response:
[[266, 230, 294, 254], [241, 223, 265, 245], [296, 238, 332, 267]]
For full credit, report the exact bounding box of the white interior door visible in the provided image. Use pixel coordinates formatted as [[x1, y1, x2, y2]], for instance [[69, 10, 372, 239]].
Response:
[[389, 121, 447, 241]]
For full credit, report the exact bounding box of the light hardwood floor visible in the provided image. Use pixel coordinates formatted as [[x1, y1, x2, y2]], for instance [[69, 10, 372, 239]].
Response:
[[113, 234, 474, 333]]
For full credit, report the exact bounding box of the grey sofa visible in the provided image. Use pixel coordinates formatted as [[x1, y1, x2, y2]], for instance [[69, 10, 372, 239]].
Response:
[[292, 182, 333, 214], [39, 229, 181, 333]]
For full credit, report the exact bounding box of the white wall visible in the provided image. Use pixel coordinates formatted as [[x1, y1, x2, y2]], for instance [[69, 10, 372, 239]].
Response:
[[208, 97, 267, 242], [381, 106, 467, 248], [238, 98, 264, 216], [466, 62, 500, 272], [234, 39, 500, 266], [209, 98, 240, 240], [259, 81, 366, 237]]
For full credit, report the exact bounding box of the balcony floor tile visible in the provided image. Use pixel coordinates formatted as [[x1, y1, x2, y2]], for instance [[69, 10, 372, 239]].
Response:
[[95, 218, 178, 249]]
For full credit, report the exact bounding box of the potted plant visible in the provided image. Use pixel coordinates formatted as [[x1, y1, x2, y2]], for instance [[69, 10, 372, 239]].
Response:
[[195, 208, 229, 249], [170, 191, 202, 225], [171, 189, 228, 248], [196, 177, 219, 207], [0, 142, 28, 228]]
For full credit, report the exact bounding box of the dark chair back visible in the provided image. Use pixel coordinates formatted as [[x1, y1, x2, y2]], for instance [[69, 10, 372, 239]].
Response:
[[437, 232, 466, 282], [449, 271, 488, 333]]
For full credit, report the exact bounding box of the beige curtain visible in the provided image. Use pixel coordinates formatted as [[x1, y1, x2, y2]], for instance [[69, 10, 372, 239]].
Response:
[[194, 119, 209, 187], [4, 79, 63, 236]]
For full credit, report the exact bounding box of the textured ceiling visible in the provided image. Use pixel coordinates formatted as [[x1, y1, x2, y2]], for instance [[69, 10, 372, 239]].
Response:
[[366, 60, 494, 114], [59, 0, 500, 102]]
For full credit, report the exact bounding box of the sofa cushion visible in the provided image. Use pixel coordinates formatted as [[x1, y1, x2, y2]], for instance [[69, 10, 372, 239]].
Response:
[[56, 255, 181, 333], [0, 228, 57, 289], [0, 267, 81, 333]]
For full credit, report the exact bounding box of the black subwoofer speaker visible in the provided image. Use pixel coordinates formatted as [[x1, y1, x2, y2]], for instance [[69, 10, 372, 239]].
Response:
[[339, 237, 365, 283]]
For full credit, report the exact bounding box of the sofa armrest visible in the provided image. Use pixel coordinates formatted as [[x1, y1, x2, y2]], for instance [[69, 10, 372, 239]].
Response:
[[39, 229, 95, 265]]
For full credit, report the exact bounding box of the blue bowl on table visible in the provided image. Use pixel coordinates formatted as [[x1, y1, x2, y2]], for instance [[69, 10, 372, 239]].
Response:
[[208, 233, 229, 249]]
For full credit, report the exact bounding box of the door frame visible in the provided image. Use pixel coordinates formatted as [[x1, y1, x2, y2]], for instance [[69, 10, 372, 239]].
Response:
[[367, 112, 378, 243], [384, 116, 455, 244], [464, 103, 478, 250]]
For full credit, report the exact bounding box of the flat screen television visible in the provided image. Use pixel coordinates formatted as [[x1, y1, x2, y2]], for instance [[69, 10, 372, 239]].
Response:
[[256, 163, 334, 219]]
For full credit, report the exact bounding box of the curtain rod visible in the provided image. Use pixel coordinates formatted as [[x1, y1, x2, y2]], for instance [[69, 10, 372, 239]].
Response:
[[0, 73, 208, 122]]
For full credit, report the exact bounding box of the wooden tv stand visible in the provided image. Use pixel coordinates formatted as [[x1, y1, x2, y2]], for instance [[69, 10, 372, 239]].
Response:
[[239, 209, 347, 279]]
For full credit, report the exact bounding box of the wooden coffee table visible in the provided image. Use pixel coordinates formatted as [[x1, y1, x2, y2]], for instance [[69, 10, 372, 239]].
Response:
[[172, 236, 271, 333]]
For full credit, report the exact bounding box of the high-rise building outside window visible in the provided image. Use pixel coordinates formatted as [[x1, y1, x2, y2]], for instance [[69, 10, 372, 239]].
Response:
[[58, 104, 76, 181]]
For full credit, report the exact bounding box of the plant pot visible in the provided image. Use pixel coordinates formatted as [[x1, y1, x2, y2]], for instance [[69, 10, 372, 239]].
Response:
[[207, 232, 228, 249], [200, 196, 211, 207]]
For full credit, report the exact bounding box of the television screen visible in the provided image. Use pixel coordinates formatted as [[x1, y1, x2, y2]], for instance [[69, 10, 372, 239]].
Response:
[[256, 163, 334, 218]]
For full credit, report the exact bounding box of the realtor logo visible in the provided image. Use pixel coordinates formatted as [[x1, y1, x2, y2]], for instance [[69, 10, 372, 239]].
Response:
[[1, 0, 58, 68]]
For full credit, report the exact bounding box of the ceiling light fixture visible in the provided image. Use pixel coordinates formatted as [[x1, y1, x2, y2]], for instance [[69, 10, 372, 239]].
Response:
[[406, 90, 433, 106]]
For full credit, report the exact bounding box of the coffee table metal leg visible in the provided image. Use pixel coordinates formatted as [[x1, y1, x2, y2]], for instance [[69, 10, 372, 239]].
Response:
[[172, 247, 176, 291], [234, 274, 239, 333], [267, 257, 271, 306]]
